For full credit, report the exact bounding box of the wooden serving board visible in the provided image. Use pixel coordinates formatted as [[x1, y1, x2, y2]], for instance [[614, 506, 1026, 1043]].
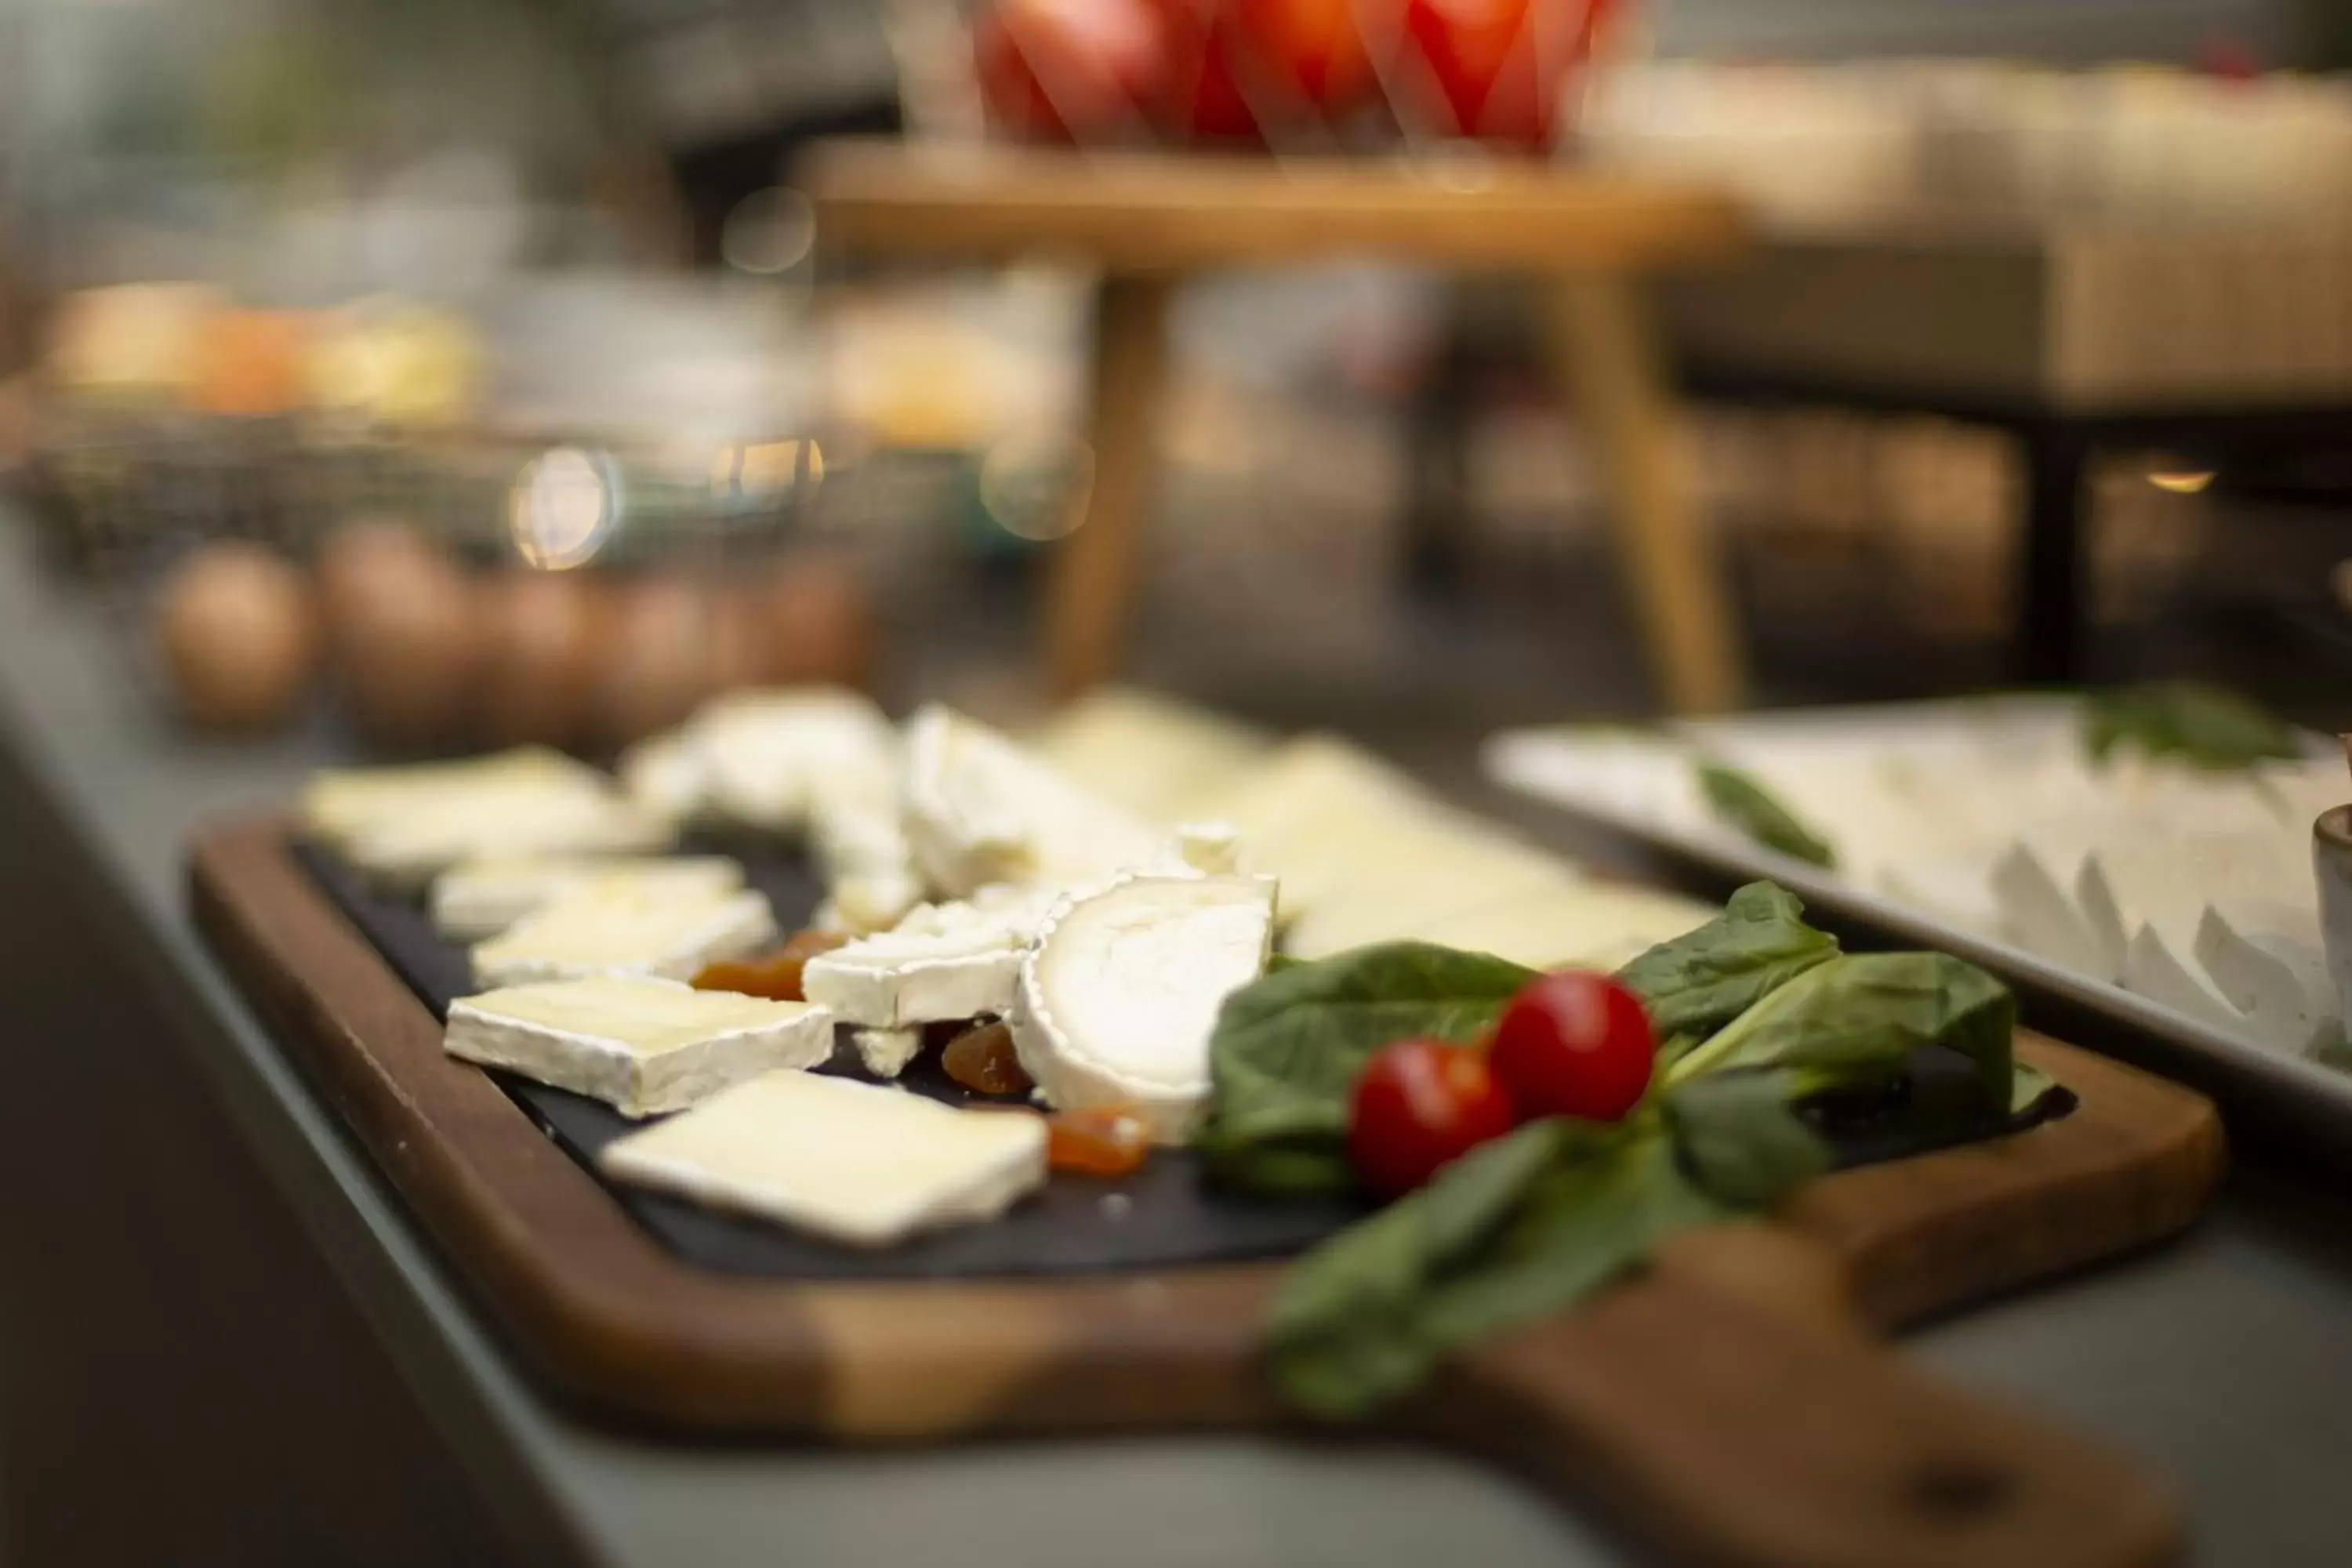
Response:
[[191, 815, 2223, 1568]]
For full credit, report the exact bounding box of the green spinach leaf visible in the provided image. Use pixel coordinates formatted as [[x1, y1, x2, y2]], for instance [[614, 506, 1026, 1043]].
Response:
[[1265, 1120, 1724, 1420], [2082, 682, 2301, 771], [1665, 951, 2016, 1109], [1196, 943, 1537, 1195], [1697, 762, 1838, 867], [1617, 880, 1840, 1047], [1664, 1071, 1833, 1207]]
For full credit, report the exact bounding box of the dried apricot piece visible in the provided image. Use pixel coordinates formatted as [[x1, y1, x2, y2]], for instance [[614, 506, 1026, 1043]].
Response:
[[1047, 1106, 1152, 1177], [942, 1021, 1033, 1096], [691, 927, 850, 1002]]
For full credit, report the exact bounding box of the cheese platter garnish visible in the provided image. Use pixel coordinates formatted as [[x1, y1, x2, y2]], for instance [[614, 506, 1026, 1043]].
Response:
[[191, 685, 2227, 1566]]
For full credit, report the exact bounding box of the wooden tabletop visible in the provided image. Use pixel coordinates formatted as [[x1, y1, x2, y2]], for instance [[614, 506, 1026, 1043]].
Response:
[[798, 139, 1747, 274]]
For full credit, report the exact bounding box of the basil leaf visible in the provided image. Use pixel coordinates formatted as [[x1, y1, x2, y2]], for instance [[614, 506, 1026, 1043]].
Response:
[[1197, 942, 1537, 1194], [1665, 1071, 1833, 1207], [1668, 952, 2016, 1110], [1617, 881, 1840, 1044], [1265, 1120, 1722, 1420], [1697, 762, 1837, 867], [2082, 682, 2301, 771]]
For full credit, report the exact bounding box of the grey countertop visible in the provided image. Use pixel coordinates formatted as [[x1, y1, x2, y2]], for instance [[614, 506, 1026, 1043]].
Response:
[[5, 517, 2352, 1568]]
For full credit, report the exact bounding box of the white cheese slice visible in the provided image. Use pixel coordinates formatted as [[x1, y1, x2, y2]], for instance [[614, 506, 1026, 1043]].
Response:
[[1399, 884, 1717, 971], [799, 892, 1050, 1027], [1990, 834, 2107, 980], [341, 789, 673, 891], [2079, 832, 2305, 984], [600, 1071, 1047, 1247], [1027, 688, 1272, 820], [430, 855, 743, 941], [902, 705, 1163, 897], [445, 976, 833, 1116], [470, 884, 777, 989], [701, 688, 898, 833], [1011, 873, 1275, 1144], [2196, 898, 2338, 1055], [2124, 921, 2245, 1031], [851, 1025, 925, 1080], [618, 729, 712, 826], [301, 746, 602, 847]]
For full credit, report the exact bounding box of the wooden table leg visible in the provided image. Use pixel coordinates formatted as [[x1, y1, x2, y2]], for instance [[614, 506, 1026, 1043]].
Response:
[[1547, 274, 1746, 714], [1047, 273, 1174, 699]]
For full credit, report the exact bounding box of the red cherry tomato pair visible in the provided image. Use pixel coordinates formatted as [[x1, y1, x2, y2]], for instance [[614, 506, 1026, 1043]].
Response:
[[1347, 971, 1654, 1198]]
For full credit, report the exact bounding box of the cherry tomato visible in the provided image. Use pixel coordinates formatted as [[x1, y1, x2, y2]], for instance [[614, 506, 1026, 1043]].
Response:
[[976, 0, 1170, 144], [1152, 0, 1263, 142], [1392, 0, 1588, 148], [1348, 1036, 1519, 1197], [1232, 0, 1376, 114], [1488, 971, 1655, 1123]]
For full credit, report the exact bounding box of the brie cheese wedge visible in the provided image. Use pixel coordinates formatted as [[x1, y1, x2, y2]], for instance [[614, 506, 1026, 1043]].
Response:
[[2196, 898, 2337, 1054], [800, 888, 1058, 1027], [618, 730, 713, 826], [1028, 688, 1272, 820], [1010, 873, 1275, 1144], [301, 746, 603, 848], [601, 1071, 1047, 1247], [700, 687, 898, 833], [445, 975, 833, 1116], [1394, 884, 1716, 971], [430, 855, 743, 941], [340, 789, 672, 891], [851, 1025, 925, 1080], [470, 884, 778, 989], [902, 705, 1163, 897]]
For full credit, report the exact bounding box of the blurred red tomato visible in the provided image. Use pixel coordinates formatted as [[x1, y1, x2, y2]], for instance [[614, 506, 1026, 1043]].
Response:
[[976, 0, 1170, 143], [1152, 0, 1262, 142], [1237, 0, 1377, 113], [1395, 0, 1588, 148]]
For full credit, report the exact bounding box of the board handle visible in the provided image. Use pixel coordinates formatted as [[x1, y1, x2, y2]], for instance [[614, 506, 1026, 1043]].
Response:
[[1423, 1259, 2179, 1568]]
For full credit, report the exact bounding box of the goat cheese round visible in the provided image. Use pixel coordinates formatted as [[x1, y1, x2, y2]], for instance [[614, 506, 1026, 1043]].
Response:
[[1010, 873, 1275, 1144]]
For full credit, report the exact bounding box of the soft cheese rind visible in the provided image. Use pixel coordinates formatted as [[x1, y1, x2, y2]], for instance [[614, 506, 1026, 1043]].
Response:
[[600, 1071, 1047, 1246], [1010, 872, 1275, 1145], [902, 704, 1163, 897], [444, 976, 833, 1116], [470, 885, 778, 988]]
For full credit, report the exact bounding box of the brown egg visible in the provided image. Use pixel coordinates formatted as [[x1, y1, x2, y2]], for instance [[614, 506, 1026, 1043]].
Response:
[[325, 534, 485, 751], [706, 586, 772, 698], [477, 570, 609, 746], [154, 541, 319, 733], [595, 575, 717, 745], [317, 517, 437, 635], [758, 557, 876, 690]]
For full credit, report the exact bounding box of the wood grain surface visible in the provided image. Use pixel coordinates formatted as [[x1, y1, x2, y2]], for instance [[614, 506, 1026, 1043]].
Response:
[[798, 140, 1747, 275], [191, 815, 2222, 1568]]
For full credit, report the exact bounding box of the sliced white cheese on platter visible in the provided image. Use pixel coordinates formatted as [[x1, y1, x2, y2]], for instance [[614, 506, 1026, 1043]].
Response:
[[618, 729, 712, 826], [601, 1070, 1047, 1247], [445, 976, 833, 1117], [1400, 884, 1717, 971], [799, 892, 1049, 1027], [1027, 688, 1273, 821], [1990, 834, 2107, 980], [701, 688, 898, 834], [2196, 898, 2338, 1055], [851, 1025, 924, 1080], [2078, 832, 2305, 985], [470, 884, 777, 989], [2124, 921, 2246, 1032], [301, 746, 604, 848], [430, 855, 743, 941], [903, 704, 1163, 897], [1011, 873, 1275, 1144], [348, 797, 673, 892]]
